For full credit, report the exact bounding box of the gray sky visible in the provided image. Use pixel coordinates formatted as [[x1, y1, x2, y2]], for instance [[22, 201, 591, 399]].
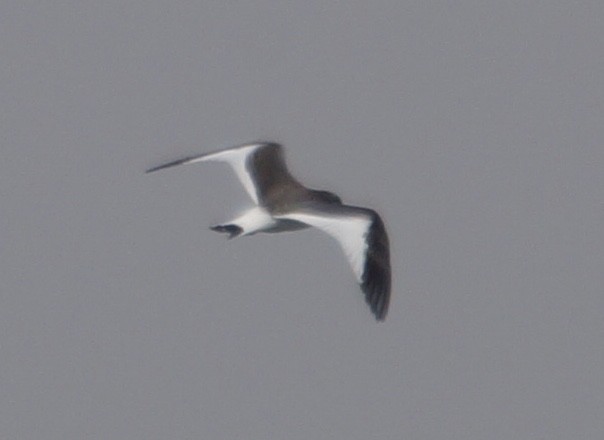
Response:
[[1, 1, 603, 439]]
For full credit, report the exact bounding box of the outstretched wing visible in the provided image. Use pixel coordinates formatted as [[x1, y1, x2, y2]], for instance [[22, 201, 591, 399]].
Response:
[[275, 203, 391, 321], [146, 142, 299, 205]]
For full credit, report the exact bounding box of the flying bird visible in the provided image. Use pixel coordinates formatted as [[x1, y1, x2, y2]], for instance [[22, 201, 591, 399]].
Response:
[[147, 142, 391, 321]]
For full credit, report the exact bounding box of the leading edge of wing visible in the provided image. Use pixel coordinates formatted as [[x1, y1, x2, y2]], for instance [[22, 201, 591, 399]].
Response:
[[146, 156, 201, 173], [145, 142, 276, 174], [145, 142, 282, 204]]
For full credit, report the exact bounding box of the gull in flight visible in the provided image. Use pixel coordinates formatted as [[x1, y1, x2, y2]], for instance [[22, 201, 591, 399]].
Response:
[[147, 142, 391, 321]]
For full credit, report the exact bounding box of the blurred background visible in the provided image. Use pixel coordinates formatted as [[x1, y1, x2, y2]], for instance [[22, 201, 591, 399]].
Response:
[[1, 1, 603, 439]]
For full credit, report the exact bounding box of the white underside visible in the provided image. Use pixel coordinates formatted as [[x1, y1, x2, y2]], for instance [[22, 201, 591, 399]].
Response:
[[187, 144, 263, 204], [274, 210, 371, 282]]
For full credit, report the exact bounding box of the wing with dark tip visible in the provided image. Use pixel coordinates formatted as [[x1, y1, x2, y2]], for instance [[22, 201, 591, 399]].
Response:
[[146, 142, 301, 206], [274, 203, 391, 321], [146, 156, 201, 173]]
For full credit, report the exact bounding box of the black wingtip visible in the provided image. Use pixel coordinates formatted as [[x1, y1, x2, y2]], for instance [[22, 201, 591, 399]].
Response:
[[145, 157, 194, 174], [361, 212, 391, 322], [363, 276, 390, 322]]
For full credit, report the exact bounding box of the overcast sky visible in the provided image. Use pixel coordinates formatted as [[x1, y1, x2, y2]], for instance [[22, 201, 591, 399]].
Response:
[[1, 1, 603, 439]]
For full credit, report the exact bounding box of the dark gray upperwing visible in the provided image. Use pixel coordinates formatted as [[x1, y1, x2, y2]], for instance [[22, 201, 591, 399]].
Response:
[[247, 143, 305, 206]]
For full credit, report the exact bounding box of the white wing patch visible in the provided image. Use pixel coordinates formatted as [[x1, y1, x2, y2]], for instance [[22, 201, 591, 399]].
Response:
[[186, 144, 263, 204], [275, 211, 371, 282]]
